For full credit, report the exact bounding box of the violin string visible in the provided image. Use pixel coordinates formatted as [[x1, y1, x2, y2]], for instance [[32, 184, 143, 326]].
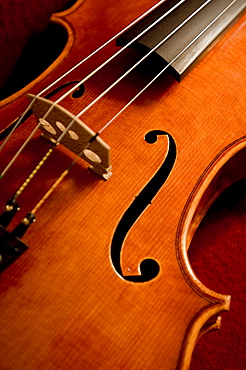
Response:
[[0, 123, 43, 179], [0, 0, 183, 155], [49, 0, 186, 108], [41, 0, 212, 153], [98, 0, 238, 134], [27, 0, 237, 217], [30, 144, 89, 215], [13, 144, 56, 201], [0, 0, 230, 200], [68, 0, 212, 121], [0, 0, 211, 181], [0, 1, 189, 183]]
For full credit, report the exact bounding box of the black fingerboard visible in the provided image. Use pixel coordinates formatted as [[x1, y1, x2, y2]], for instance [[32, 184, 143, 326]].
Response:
[[117, 0, 246, 81]]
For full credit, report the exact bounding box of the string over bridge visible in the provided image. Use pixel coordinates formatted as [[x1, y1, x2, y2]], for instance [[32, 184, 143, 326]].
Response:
[[28, 94, 112, 180]]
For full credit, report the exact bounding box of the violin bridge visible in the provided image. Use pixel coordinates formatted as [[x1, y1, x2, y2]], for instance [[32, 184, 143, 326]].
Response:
[[28, 94, 112, 180]]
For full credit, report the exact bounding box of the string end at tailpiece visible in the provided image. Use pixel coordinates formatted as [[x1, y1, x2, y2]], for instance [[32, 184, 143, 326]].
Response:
[[0, 225, 28, 271]]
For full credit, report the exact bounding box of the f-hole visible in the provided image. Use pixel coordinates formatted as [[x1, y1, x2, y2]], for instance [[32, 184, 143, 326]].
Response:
[[110, 130, 177, 283]]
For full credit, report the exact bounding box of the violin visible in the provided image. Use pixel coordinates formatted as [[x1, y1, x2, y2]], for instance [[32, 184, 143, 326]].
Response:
[[0, 0, 245, 368]]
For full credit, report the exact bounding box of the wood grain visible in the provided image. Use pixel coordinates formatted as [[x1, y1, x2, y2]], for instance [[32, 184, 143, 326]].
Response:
[[0, 0, 245, 368]]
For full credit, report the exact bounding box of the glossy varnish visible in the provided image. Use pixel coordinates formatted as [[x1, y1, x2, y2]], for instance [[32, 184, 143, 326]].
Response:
[[0, 0, 246, 368]]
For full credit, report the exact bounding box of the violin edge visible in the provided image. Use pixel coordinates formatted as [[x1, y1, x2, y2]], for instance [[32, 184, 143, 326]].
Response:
[[0, 9, 77, 109], [175, 137, 246, 368]]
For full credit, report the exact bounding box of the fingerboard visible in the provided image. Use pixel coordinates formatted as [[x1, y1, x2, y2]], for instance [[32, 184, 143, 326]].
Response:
[[117, 0, 246, 81]]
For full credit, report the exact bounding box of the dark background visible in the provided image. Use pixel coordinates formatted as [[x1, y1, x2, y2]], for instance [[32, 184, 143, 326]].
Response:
[[0, 1, 245, 368]]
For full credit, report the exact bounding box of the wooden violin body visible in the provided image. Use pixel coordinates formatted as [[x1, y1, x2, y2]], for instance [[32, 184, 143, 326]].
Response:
[[0, 0, 246, 368]]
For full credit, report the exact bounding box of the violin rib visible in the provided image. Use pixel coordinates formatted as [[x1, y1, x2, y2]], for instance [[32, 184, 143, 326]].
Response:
[[0, 0, 245, 369]]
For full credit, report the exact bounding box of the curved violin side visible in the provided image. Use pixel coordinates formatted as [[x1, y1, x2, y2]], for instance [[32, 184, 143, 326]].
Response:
[[0, 1, 245, 369], [177, 137, 246, 368], [0, 0, 83, 108]]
